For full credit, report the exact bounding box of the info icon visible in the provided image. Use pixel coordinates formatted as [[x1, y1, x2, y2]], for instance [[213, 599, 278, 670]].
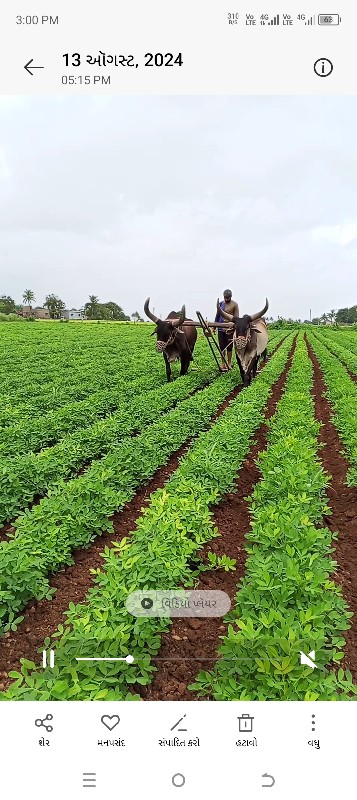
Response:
[[314, 58, 333, 77]]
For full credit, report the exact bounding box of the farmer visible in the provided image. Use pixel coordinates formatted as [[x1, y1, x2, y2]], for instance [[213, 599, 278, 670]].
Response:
[[214, 289, 239, 371]]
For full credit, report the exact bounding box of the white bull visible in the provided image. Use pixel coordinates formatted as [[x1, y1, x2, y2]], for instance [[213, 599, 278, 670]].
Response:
[[217, 298, 269, 386]]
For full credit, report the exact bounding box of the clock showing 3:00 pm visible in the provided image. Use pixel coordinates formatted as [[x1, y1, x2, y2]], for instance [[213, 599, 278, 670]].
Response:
[[16, 14, 59, 24]]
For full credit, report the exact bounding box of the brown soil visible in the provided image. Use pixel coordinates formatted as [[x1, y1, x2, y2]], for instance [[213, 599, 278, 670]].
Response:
[[0, 374, 221, 539], [0, 523, 15, 544], [0, 379, 247, 688], [141, 339, 296, 701], [314, 335, 357, 383], [142, 337, 357, 701], [307, 338, 357, 681], [0, 338, 287, 691]]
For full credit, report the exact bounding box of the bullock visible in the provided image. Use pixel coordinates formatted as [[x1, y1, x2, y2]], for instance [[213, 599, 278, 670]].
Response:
[[217, 298, 269, 387], [144, 298, 197, 381]]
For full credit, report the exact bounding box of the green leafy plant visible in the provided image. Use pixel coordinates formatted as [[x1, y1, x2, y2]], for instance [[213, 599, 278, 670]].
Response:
[[308, 333, 357, 485], [189, 336, 355, 700], [194, 552, 237, 574], [2, 336, 294, 699]]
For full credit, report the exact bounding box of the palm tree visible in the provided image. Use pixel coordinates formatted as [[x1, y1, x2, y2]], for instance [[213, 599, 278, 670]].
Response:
[[87, 295, 99, 319], [328, 308, 337, 324], [22, 289, 35, 307], [320, 313, 328, 325]]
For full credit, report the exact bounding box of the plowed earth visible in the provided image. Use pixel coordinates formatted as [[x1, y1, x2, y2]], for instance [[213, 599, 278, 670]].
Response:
[[0, 374, 248, 689], [142, 337, 357, 699], [142, 340, 296, 700], [307, 340, 357, 682], [2, 336, 354, 699]]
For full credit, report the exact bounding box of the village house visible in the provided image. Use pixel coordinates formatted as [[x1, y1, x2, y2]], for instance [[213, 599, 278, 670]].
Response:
[[61, 308, 87, 320], [20, 305, 51, 319]]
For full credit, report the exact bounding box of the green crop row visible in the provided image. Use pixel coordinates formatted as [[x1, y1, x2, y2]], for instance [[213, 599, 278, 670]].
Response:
[[308, 334, 357, 485], [0, 319, 146, 356], [0, 365, 217, 524], [0, 325, 151, 390], [0, 324, 186, 418], [0, 360, 163, 429], [189, 336, 355, 701], [1, 323, 228, 418], [319, 330, 357, 357], [1, 335, 294, 699], [0, 330, 284, 447], [313, 331, 357, 376], [0, 376, 163, 457], [0, 327, 227, 426], [0, 326, 283, 418], [0, 345, 160, 421], [0, 330, 166, 422], [0, 340, 210, 454], [0, 356, 250, 635]]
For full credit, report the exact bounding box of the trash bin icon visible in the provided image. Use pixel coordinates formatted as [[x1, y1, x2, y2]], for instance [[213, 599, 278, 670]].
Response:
[[238, 713, 254, 733]]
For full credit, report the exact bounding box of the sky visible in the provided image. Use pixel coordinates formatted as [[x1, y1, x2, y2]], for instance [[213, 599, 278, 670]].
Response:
[[0, 95, 356, 321]]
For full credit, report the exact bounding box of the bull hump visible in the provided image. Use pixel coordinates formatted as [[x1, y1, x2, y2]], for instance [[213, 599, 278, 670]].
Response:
[[166, 312, 180, 319], [165, 313, 194, 324]]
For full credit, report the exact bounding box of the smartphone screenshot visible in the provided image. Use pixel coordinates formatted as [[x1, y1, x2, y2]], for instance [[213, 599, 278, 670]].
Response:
[[0, 2, 356, 798]]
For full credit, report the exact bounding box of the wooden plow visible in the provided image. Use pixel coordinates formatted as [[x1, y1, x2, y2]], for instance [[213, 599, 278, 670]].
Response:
[[184, 314, 234, 373]]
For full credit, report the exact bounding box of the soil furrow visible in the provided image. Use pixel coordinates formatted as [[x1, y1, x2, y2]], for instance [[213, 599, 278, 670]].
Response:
[[0, 338, 287, 690], [0, 523, 15, 544], [0, 373, 216, 538], [313, 335, 357, 383], [306, 338, 357, 681], [141, 338, 297, 701], [0, 341, 285, 542], [0, 381, 247, 686]]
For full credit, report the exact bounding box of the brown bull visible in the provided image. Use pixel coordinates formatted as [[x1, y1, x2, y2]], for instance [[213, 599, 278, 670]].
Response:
[[144, 298, 197, 381], [217, 298, 269, 386]]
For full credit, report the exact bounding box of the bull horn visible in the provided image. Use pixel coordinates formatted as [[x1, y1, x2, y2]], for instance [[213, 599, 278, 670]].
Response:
[[250, 298, 269, 321], [171, 305, 186, 327], [216, 297, 234, 322], [144, 297, 159, 323]]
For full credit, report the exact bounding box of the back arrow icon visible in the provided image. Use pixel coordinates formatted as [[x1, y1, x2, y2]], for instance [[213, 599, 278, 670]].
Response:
[[24, 59, 44, 76], [262, 773, 275, 788]]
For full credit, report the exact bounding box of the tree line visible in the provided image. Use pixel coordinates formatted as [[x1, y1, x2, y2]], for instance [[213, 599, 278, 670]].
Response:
[[264, 305, 357, 327], [311, 306, 357, 325], [0, 291, 144, 322], [1, 291, 355, 325]]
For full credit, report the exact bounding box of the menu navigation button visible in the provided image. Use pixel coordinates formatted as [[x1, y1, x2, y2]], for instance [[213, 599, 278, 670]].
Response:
[[262, 773, 275, 788], [172, 773, 186, 788]]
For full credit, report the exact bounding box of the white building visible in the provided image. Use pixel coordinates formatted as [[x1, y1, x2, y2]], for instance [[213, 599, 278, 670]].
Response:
[[61, 308, 87, 320]]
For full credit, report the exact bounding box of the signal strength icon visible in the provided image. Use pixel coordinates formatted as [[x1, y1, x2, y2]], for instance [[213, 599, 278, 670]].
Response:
[[305, 15, 316, 25], [269, 14, 279, 24]]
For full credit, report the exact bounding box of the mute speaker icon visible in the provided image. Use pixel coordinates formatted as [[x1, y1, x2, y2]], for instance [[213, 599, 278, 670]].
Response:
[[300, 650, 317, 669]]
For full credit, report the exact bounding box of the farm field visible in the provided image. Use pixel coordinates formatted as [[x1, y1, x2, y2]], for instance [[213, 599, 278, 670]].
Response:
[[0, 323, 356, 701]]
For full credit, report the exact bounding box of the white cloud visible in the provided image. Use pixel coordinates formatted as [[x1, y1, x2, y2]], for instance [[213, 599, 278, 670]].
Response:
[[0, 96, 356, 319], [312, 223, 357, 246]]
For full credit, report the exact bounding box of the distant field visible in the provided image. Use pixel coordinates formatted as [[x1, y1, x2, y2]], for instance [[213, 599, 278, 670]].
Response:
[[0, 323, 355, 701]]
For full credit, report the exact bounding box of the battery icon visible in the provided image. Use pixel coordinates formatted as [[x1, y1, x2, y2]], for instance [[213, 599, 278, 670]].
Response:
[[318, 14, 340, 24]]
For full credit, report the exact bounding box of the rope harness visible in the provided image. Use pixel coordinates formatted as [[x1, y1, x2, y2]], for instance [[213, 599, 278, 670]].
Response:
[[156, 329, 177, 351], [157, 326, 195, 360], [234, 327, 251, 351]]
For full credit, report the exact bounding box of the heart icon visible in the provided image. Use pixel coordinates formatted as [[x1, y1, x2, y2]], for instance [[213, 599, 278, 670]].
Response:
[[101, 714, 120, 731]]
